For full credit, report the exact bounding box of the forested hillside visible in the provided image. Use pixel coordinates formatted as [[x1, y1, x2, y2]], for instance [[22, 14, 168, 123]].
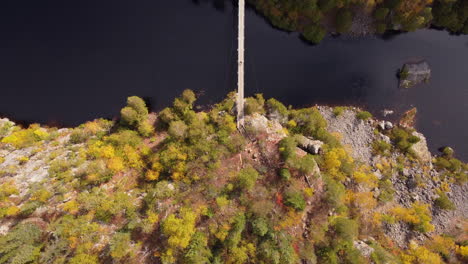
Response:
[[0, 91, 467, 263], [248, 0, 468, 43]]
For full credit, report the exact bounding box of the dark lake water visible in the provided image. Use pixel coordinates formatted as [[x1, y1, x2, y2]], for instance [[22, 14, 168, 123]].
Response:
[[0, 0, 467, 160]]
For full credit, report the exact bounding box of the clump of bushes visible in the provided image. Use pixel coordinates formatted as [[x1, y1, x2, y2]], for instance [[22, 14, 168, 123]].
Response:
[[0, 223, 43, 264], [388, 127, 420, 154], [236, 166, 259, 191], [332, 217, 358, 241], [266, 98, 288, 124], [284, 188, 306, 211], [251, 217, 269, 237], [279, 168, 291, 181], [434, 147, 468, 184], [323, 176, 346, 209], [302, 24, 326, 44], [434, 192, 455, 210], [356, 111, 372, 120], [333, 106, 345, 117], [1, 124, 50, 148], [372, 140, 392, 156], [244, 94, 265, 115], [120, 96, 154, 136], [389, 202, 434, 233]]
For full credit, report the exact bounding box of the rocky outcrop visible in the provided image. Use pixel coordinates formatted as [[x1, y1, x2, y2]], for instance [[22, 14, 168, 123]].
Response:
[[432, 183, 468, 234], [410, 131, 432, 164], [377, 120, 393, 130], [244, 113, 286, 143], [319, 107, 376, 162], [296, 135, 323, 155], [354, 240, 375, 257], [399, 61, 431, 88]]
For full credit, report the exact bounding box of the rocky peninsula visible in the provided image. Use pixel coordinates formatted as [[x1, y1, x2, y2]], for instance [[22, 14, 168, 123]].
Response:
[[0, 91, 466, 264]]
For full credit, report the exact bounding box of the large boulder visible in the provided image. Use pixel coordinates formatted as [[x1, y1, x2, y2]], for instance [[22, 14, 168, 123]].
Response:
[[353, 240, 375, 258], [295, 135, 323, 155], [410, 131, 432, 164], [399, 61, 431, 88], [243, 113, 286, 142]]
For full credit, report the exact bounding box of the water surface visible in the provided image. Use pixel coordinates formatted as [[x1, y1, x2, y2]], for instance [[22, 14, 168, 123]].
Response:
[[0, 0, 467, 159]]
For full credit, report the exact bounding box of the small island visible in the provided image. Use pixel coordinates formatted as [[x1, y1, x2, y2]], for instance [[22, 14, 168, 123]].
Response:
[[398, 61, 431, 88]]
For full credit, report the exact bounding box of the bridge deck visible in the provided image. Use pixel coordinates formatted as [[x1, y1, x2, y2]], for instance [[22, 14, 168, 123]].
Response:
[[237, 0, 245, 129]]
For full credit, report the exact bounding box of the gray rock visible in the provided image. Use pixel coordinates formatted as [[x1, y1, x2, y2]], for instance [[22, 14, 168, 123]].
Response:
[[267, 109, 287, 125], [296, 135, 323, 155], [353, 241, 375, 257], [380, 134, 391, 144], [410, 132, 432, 165], [378, 121, 386, 130], [402, 168, 411, 177], [384, 121, 393, 130], [382, 109, 394, 117], [244, 113, 287, 142], [406, 176, 418, 189]]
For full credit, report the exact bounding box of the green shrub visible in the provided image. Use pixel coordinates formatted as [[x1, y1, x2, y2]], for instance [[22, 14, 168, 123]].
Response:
[[356, 111, 372, 120], [69, 128, 89, 144], [389, 127, 420, 154], [372, 140, 392, 156], [245, 94, 265, 115], [236, 166, 259, 191], [442, 147, 455, 157], [105, 130, 143, 148], [159, 107, 177, 125], [279, 168, 291, 181], [182, 89, 196, 106], [252, 217, 269, 236], [378, 179, 395, 203], [375, 8, 390, 20], [266, 98, 288, 123], [333, 107, 345, 117], [279, 137, 297, 162], [434, 192, 455, 210], [0, 223, 43, 264], [324, 177, 346, 208], [369, 241, 399, 264], [127, 96, 148, 116], [336, 9, 353, 33], [0, 121, 14, 138], [69, 254, 99, 264], [109, 232, 137, 260], [284, 190, 306, 211], [120, 96, 153, 136], [120, 106, 139, 126], [302, 24, 326, 44], [289, 154, 318, 175], [1, 125, 50, 148], [168, 120, 188, 139], [184, 232, 212, 264], [332, 217, 358, 241], [289, 107, 327, 138], [226, 213, 246, 249]]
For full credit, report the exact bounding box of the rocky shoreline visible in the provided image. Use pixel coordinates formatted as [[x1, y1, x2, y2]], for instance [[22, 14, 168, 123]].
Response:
[[0, 99, 466, 262]]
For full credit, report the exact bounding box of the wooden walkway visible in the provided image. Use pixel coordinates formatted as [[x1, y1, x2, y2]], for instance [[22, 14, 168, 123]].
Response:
[[237, 0, 245, 129]]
